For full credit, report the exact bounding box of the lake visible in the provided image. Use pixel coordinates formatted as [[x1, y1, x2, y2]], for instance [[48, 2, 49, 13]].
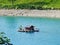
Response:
[[0, 16, 60, 45]]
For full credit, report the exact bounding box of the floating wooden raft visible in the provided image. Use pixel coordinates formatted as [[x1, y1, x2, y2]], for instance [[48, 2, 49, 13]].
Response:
[[18, 30, 39, 32]]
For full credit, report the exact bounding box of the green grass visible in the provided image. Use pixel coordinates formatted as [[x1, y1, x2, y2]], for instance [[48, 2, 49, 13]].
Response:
[[0, 0, 60, 9]]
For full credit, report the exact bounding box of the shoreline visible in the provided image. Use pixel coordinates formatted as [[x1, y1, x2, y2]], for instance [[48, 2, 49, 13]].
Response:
[[0, 9, 60, 18]]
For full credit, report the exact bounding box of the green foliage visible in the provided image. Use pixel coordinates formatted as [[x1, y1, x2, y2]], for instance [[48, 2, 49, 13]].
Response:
[[0, 0, 60, 9], [8, 0, 16, 4], [0, 32, 12, 45]]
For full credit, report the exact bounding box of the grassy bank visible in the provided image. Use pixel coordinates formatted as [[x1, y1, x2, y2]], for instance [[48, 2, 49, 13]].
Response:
[[0, 0, 60, 9]]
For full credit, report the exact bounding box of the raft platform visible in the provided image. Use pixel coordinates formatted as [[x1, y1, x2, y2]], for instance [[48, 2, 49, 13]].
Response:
[[18, 30, 39, 32]]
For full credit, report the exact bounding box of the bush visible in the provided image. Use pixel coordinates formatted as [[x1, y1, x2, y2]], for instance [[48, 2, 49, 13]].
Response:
[[0, 32, 13, 45]]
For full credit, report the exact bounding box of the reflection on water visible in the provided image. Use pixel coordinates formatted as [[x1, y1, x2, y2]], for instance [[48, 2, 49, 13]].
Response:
[[0, 16, 60, 45]]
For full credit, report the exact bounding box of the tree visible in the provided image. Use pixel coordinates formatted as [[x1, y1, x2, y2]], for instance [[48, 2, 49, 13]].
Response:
[[0, 32, 13, 45], [50, 0, 57, 3], [8, 0, 16, 8]]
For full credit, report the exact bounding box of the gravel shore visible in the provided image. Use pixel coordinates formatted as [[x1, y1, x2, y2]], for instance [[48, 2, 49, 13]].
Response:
[[0, 9, 60, 18]]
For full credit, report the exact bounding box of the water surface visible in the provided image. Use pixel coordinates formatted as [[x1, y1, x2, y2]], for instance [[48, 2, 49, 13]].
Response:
[[0, 16, 60, 45]]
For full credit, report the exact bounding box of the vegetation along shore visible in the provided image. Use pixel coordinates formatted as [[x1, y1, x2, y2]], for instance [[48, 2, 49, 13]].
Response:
[[0, 0, 60, 18], [0, 0, 60, 9]]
